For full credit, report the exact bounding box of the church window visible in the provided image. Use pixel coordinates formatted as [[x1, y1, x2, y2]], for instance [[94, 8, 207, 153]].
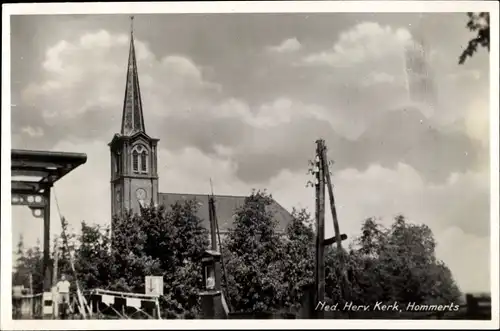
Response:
[[141, 151, 147, 172], [132, 151, 139, 172], [131, 144, 148, 174]]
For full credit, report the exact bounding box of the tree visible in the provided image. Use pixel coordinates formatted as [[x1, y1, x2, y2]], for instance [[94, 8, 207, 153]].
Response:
[[12, 238, 44, 292], [350, 218, 393, 304], [140, 202, 209, 318], [223, 190, 287, 313], [110, 202, 209, 318], [281, 208, 315, 312], [342, 215, 461, 308], [12, 234, 26, 287], [107, 211, 162, 293], [74, 222, 114, 291], [459, 12, 490, 64], [324, 246, 351, 306]]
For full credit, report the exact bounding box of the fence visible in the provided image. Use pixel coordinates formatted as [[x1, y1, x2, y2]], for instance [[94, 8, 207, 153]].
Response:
[[86, 288, 161, 319], [12, 293, 43, 319]]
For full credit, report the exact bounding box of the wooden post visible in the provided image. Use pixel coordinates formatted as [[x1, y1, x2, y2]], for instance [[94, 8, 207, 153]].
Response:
[[214, 200, 229, 288], [156, 298, 162, 319], [29, 273, 33, 318], [208, 196, 222, 290], [43, 187, 52, 292], [212, 191, 232, 315], [202, 196, 227, 319], [208, 197, 218, 252], [314, 139, 326, 319], [60, 215, 89, 319], [321, 147, 342, 251], [52, 239, 59, 319], [321, 143, 350, 310]]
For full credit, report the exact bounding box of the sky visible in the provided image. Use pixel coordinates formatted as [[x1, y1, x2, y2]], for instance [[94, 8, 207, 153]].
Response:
[[9, 12, 491, 293]]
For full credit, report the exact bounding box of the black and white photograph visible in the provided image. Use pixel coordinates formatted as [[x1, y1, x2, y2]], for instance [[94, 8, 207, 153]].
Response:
[[2, 1, 498, 328]]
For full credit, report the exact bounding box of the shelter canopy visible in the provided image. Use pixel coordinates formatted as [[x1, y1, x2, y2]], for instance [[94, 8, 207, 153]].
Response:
[[11, 149, 87, 194]]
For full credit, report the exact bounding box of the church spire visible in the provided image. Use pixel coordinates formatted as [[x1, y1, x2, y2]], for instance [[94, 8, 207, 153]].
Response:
[[121, 16, 146, 135]]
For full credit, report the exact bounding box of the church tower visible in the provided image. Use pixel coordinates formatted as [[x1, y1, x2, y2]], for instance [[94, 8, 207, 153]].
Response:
[[109, 17, 159, 219]]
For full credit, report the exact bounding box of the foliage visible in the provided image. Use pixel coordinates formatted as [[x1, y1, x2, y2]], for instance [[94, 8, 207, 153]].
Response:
[[74, 222, 114, 290], [105, 201, 208, 317], [13, 191, 461, 318], [13, 201, 208, 319], [281, 208, 315, 311], [136, 202, 209, 318], [223, 191, 316, 314], [12, 235, 44, 292], [459, 12, 490, 64], [333, 215, 462, 307], [107, 211, 163, 292], [223, 190, 287, 312]]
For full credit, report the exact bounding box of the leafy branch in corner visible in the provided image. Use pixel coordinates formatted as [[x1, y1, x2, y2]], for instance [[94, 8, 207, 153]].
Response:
[[459, 12, 490, 65]]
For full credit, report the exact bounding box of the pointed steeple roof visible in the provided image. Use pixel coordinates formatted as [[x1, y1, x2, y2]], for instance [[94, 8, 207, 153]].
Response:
[[121, 16, 146, 136]]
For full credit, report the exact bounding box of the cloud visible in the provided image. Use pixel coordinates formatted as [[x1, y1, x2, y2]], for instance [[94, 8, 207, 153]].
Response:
[[302, 22, 412, 68], [264, 163, 490, 293], [286, 21, 432, 124], [361, 72, 396, 87], [464, 97, 490, 147], [19, 30, 220, 139], [226, 103, 484, 184], [267, 37, 302, 53], [21, 126, 44, 138], [448, 70, 482, 82], [340, 164, 489, 237], [13, 29, 486, 190]]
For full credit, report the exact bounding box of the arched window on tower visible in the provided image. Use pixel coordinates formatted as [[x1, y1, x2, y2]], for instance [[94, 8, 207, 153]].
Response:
[[131, 144, 149, 174], [132, 150, 139, 172], [140, 151, 147, 172]]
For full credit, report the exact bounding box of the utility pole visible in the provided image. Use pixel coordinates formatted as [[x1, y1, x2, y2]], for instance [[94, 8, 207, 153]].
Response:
[[314, 139, 326, 319], [312, 139, 349, 319]]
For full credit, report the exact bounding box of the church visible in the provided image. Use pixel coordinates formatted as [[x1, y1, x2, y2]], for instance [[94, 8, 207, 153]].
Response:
[[108, 20, 294, 237]]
